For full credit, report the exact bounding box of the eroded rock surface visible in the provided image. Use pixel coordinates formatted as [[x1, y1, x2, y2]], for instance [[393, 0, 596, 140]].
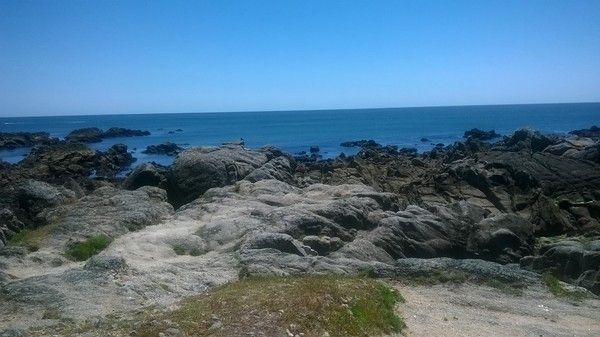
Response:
[[1, 127, 599, 335]]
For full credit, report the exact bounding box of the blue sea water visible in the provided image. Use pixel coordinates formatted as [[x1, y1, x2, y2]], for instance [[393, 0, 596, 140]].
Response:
[[1, 103, 599, 167]]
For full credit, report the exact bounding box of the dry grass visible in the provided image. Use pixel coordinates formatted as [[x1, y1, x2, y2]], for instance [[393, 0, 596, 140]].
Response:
[[399, 269, 526, 296], [7, 225, 53, 252], [136, 275, 405, 337], [542, 272, 587, 301]]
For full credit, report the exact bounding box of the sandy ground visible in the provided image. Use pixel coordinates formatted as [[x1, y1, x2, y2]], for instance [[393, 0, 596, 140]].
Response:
[[393, 283, 600, 337]]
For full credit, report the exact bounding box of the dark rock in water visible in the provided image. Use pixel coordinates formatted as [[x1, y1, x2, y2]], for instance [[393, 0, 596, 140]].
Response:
[[569, 125, 600, 139], [309, 146, 320, 153], [65, 127, 150, 143], [340, 139, 380, 148], [102, 127, 150, 138], [122, 162, 170, 191], [94, 144, 135, 177], [463, 128, 500, 141], [19, 143, 99, 180], [10, 142, 135, 182], [340, 140, 404, 158], [420, 137, 430, 142], [0, 132, 60, 150], [142, 142, 183, 156], [65, 127, 104, 143]]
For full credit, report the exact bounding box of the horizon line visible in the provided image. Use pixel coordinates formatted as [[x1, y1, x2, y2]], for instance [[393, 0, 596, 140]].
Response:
[[1, 100, 599, 119]]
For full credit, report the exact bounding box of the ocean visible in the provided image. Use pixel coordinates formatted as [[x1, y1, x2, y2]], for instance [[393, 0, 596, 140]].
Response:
[[1, 103, 599, 167]]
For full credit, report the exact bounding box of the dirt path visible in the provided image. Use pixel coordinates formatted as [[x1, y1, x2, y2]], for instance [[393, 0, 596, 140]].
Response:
[[393, 283, 600, 337]]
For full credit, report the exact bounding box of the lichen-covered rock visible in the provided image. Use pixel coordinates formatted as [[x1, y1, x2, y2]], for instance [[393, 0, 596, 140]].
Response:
[[122, 162, 170, 190], [520, 239, 600, 294], [467, 214, 534, 264], [395, 257, 539, 283], [244, 156, 294, 184], [55, 185, 173, 238], [169, 145, 295, 206], [83, 255, 127, 271], [17, 179, 76, 223], [0, 208, 24, 246], [529, 195, 571, 235], [242, 233, 307, 256]]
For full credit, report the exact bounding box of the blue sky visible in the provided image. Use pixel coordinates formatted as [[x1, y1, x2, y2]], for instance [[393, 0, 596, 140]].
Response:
[[1, 0, 599, 117]]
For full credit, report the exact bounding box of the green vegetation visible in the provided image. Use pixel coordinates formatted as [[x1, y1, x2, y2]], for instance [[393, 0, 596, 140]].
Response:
[[402, 269, 469, 285], [7, 225, 53, 252], [171, 244, 202, 256], [535, 235, 596, 252], [485, 278, 525, 296], [42, 308, 62, 320], [356, 266, 378, 278], [136, 275, 405, 337], [67, 234, 112, 261], [401, 269, 525, 296], [542, 272, 586, 301], [172, 244, 186, 255]]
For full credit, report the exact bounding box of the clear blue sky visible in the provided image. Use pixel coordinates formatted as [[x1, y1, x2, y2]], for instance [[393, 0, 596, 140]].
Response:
[[1, 0, 599, 117]]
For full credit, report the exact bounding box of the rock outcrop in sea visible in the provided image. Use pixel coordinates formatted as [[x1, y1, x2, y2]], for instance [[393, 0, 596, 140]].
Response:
[[142, 142, 183, 156], [65, 127, 150, 143]]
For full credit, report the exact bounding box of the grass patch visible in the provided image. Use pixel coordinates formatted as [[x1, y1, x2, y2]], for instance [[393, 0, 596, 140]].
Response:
[[356, 266, 378, 278], [136, 275, 405, 337], [402, 269, 470, 286], [401, 269, 525, 296], [535, 235, 597, 252], [484, 278, 525, 296], [171, 244, 202, 256], [172, 244, 186, 255], [542, 272, 586, 301], [67, 234, 112, 261], [7, 225, 53, 252]]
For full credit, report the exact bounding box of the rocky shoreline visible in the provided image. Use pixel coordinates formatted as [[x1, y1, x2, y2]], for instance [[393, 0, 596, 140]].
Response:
[[0, 125, 599, 335]]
